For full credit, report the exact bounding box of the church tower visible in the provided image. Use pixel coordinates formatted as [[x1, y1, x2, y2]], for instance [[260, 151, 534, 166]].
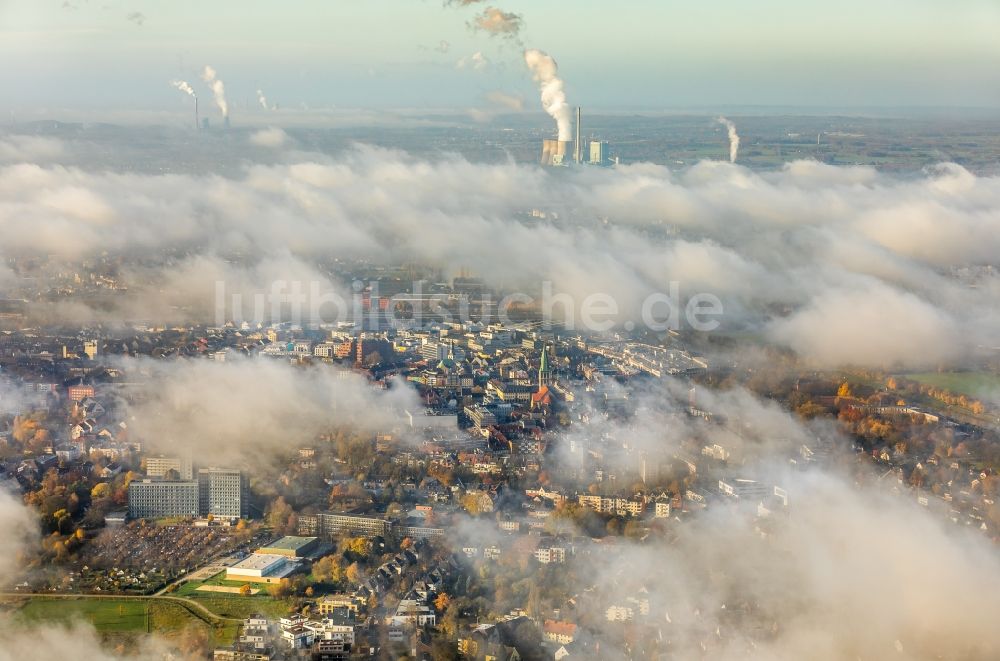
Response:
[[538, 345, 551, 388]]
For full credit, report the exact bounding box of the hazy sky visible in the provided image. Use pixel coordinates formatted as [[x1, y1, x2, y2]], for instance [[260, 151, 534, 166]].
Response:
[[2, 0, 999, 118]]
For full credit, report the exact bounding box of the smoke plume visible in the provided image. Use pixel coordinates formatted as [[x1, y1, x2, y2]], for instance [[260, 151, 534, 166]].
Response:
[[170, 80, 195, 98], [200, 65, 229, 118], [717, 116, 740, 163], [470, 7, 523, 40], [256, 89, 269, 110], [524, 49, 572, 141]]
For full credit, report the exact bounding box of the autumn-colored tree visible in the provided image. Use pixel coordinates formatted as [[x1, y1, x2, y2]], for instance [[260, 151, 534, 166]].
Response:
[[434, 593, 451, 612], [345, 562, 363, 585], [90, 482, 111, 499], [239, 584, 253, 596], [343, 537, 373, 558], [836, 382, 853, 398], [312, 555, 344, 583], [266, 496, 295, 534]]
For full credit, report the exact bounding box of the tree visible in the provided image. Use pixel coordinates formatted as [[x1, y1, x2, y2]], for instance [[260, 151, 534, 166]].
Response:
[[266, 496, 295, 534], [837, 382, 853, 398], [343, 537, 373, 560], [90, 482, 111, 499], [434, 593, 451, 612], [239, 584, 253, 596], [313, 555, 344, 583], [345, 562, 363, 585]]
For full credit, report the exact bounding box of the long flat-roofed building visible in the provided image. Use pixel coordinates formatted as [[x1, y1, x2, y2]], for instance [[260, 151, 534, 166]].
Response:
[[127, 479, 199, 519], [300, 512, 394, 539], [226, 553, 297, 584], [257, 536, 319, 558]]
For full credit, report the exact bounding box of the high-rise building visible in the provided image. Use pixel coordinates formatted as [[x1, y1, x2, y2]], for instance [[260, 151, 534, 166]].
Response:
[[146, 454, 194, 480], [198, 467, 249, 519], [127, 479, 199, 519]]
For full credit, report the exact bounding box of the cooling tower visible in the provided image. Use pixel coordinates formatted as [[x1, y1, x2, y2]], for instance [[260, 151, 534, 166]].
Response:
[[541, 139, 555, 165]]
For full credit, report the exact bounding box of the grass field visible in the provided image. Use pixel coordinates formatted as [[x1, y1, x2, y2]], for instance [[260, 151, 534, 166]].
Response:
[[14, 598, 149, 631], [186, 592, 293, 620], [174, 571, 293, 620], [901, 372, 1000, 401], [8, 598, 239, 646]]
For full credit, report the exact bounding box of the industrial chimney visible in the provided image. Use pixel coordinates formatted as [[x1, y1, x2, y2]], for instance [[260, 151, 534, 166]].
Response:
[[575, 107, 582, 164]]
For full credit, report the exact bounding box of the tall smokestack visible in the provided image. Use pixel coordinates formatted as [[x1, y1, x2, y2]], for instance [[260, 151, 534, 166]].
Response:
[[575, 107, 582, 164]]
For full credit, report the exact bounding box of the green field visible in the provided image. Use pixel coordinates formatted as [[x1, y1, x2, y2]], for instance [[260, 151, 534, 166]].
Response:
[[8, 598, 239, 646], [186, 592, 293, 620], [901, 372, 1000, 400], [174, 572, 294, 620], [14, 598, 149, 632]]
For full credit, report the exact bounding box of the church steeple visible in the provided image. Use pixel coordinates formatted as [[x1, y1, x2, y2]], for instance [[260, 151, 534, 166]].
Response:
[[538, 345, 551, 388]]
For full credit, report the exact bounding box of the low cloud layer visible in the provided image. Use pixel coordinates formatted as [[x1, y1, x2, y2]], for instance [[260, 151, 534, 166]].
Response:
[[0, 139, 997, 368], [121, 356, 422, 464], [453, 378, 1000, 659]]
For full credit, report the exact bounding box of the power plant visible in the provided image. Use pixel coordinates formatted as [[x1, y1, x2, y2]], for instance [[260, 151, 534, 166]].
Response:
[[540, 138, 572, 166], [541, 107, 614, 167]]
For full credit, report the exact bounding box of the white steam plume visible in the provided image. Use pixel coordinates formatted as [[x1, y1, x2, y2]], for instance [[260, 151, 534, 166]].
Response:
[[256, 89, 269, 110], [201, 65, 229, 118], [170, 80, 195, 98], [718, 115, 740, 163], [523, 49, 572, 141]]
